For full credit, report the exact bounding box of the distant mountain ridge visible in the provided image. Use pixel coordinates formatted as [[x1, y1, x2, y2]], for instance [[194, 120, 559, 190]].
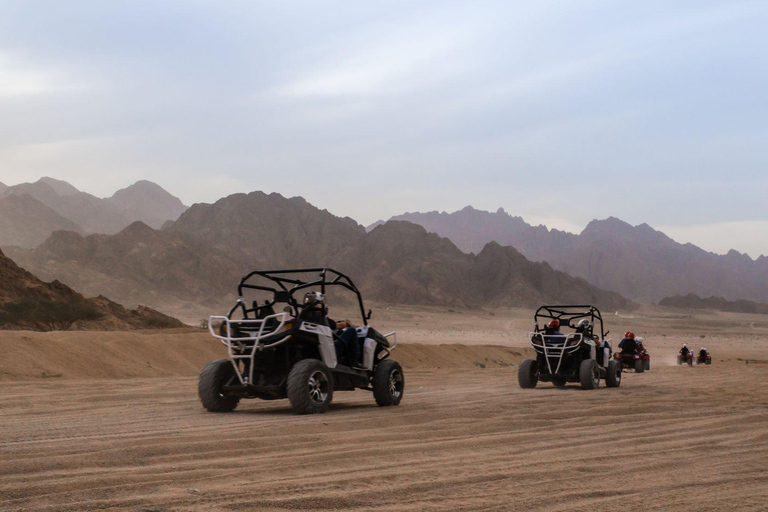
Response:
[[0, 177, 188, 248], [0, 194, 85, 248], [381, 207, 768, 303], [7, 192, 633, 314], [659, 293, 768, 315]]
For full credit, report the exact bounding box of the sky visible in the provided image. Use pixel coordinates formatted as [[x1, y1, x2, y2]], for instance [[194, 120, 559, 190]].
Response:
[[1, 0, 767, 257]]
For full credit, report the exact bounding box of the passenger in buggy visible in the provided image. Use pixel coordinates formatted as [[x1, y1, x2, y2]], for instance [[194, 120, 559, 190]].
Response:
[[301, 292, 364, 369]]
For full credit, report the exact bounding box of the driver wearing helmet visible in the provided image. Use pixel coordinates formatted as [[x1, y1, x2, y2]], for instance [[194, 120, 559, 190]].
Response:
[[680, 343, 691, 357], [619, 331, 638, 354], [575, 319, 592, 336], [699, 347, 709, 360], [543, 319, 565, 344], [303, 292, 364, 369]]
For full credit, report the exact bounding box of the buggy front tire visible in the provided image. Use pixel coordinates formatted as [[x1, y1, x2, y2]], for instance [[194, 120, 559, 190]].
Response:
[[198, 359, 240, 412], [373, 360, 404, 407], [634, 359, 644, 373], [518, 359, 538, 389], [287, 359, 334, 415], [580, 359, 599, 390], [605, 360, 622, 388]]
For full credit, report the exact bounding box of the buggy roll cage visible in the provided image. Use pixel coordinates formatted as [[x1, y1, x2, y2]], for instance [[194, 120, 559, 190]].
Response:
[[533, 305, 607, 340], [229, 268, 370, 326]]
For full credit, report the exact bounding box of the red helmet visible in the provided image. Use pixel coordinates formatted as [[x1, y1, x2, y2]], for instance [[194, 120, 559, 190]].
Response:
[[624, 331, 635, 339], [548, 319, 560, 329]]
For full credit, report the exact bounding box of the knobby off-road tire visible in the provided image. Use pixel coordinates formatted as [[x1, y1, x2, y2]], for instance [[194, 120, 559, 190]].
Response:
[[635, 359, 645, 373], [198, 359, 240, 412], [644, 359, 651, 371], [605, 360, 622, 388], [373, 360, 405, 407], [677, 356, 682, 365], [687, 358, 693, 367], [705, 359, 711, 365], [287, 359, 334, 415], [580, 359, 600, 390], [518, 359, 538, 389]]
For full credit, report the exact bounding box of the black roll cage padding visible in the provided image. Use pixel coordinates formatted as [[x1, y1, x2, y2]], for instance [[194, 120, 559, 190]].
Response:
[[534, 305, 606, 341], [230, 268, 369, 326]]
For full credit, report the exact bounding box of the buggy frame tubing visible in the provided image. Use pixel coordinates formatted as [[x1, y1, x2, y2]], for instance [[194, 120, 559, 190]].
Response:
[[529, 333, 586, 374], [209, 313, 289, 385], [236, 268, 369, 326], [534, 305, 606, 341]]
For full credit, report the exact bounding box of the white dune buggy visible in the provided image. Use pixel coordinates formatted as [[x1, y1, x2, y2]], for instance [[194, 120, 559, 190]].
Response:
[[198, 268, 404, 415]]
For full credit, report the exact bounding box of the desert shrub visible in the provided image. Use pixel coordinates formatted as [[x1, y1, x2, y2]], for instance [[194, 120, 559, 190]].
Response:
[[0, 298, 104, 331]]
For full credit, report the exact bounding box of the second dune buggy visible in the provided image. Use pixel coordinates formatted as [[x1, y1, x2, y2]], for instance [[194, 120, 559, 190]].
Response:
[[198, 268, 404, 415], [518, 305, 622, 390]]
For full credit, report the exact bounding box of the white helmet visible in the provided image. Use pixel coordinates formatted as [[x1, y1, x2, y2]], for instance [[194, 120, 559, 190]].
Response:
[[577, 319, 591, 328], [636, 337, 644, 343], [303, 291, 325, 304], [683, 343, 688, 347], [702, 347, 706, 351]]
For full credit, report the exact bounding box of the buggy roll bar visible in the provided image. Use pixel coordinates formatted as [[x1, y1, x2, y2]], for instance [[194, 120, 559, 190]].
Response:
[[533, 305, 606, 341], [234, 268, 369, 326]]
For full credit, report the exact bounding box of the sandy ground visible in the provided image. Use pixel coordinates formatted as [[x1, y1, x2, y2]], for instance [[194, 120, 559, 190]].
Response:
[[1, 306, 767, 511]]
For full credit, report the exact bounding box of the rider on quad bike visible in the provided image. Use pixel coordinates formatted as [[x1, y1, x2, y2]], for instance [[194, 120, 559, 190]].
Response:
[[697, 347, 712, 365], [678, 343, 693, 366], [615, 331, 645, 373]]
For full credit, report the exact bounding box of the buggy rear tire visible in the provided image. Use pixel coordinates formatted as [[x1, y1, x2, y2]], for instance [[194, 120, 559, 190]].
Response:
[[580, 359, 599, 390], [634, 359, 645, 373], [687, 358, 693, 366], [373, 360, 404, 407], [677, 357, 682, 365], [644, 359, 650, 371], [287, 359, 334, 415], [518, 359, 538, 389], [705, 359, 711, 365], [605, 360, 622, 388], [198, 359, 240, 412]]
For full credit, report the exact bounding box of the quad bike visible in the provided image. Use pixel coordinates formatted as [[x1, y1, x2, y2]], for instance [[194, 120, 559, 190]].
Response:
[[696, 353, 712, 365], [677, 352, 693, 366], [198, 268, 404, 415], [518, 305, 621, 390], [614, 352, 645, 373]]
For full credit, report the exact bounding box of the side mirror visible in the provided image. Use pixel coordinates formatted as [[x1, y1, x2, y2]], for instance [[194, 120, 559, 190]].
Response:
[[366, 309, 372, 320]]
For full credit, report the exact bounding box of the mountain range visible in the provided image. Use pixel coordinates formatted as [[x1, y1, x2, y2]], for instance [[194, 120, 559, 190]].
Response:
[[659, 294, 768, 315], [381, 207, 768, 303], [5, 191, 632, 315], [0, 247, 183, 331], [0, 178, 187, 248]]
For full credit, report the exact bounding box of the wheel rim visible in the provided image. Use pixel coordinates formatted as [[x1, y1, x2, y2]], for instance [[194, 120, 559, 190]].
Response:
[[308, 371, 329, 405], [389, 369, 404, 399]]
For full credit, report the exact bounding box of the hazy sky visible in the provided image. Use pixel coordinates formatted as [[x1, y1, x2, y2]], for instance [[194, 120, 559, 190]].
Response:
[[1, 1, 767, 257]]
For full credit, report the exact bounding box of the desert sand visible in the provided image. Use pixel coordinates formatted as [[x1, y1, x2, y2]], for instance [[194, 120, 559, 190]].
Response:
[[1, 306, 767, 511]]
